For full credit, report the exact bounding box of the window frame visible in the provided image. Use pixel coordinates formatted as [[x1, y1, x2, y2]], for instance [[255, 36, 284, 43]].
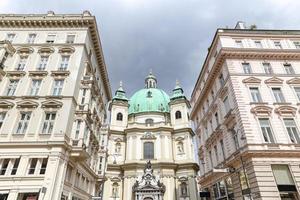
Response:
[[271, 87, 285, 103], [41, 112, 56, 134], [249, 86, 262, 103], [283, 118, 300, 144], [16, 112, 31, 134], [258, 118, 276, 143], [143, 141, 154, 159], [242, 62, 252, 74], [52, 79, 64, 96], [175, 110, 182, 119]]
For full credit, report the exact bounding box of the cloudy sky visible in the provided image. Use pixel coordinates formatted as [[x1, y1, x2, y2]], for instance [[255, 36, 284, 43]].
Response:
[[1, 0, 300, 98]]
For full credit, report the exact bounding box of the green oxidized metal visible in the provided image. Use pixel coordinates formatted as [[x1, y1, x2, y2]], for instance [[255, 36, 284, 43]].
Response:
[[128, 88, 170, 114]]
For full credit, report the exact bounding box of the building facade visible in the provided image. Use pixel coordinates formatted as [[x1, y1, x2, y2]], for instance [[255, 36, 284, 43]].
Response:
[[102, 73, 199, 200], [190, 22, 300, 200], [0, 12, 111, 200]]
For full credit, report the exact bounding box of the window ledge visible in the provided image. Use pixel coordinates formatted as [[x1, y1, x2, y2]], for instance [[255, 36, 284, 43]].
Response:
[[45, 95, 63, 99], [249, 102, 268, 105], [0, 96, 16, 100], [21, 96, 39, 99], [273, 102, 291, 106]]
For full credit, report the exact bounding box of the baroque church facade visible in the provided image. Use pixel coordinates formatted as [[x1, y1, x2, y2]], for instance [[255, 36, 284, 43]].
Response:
[[102, 72, 199, 200]]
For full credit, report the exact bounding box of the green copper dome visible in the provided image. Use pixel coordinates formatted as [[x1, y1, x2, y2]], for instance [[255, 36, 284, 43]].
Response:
[[129, 88, 170, 114]]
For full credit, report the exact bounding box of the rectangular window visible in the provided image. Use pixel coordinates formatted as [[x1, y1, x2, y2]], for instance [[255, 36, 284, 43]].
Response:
[[294, 41, 300, 49], [0, 112, 6, 130], [232, 131, 239, 150], [52, 80, 64, 96], [66, 165, 73, 182], [294, 87, 300, 101], [16, 57, 27, 71], [259, 118, 275, 143], [38, 56, 48, 70], [220, 139, 225, 160], [42, 113, 56, 134], [143, 142, 154, 159], [272, 165, 298, 197], [81, 88, 87, 104], [66, 34, 75, 44], [6, 80, 19, 96], [272, 88, 285, 103], [235, 40, 243, 48], [284, 63, 295, 74], [214, 145, 219, 163], [249, 87, 262, 102], [223, 96, 230, 114], [219, 74, 225, 87], [11, 158, 20, 175], [27, 33, 36, 44], [284, 118, 300, 143], [254, 40, 263, 48], [215, 112, 219, 126], [274, 41, 282, 49], [0, 159, 9, 175], [30, 80, 41, 96], [75, 120, 81, 139], [39, 158, 48, 174], [6, 33, 15, 43], [209, 151, 213, 168], [59, 56, 70, 71], [46, 34, 56, 43], [28, 158, 37, 175], [242, 63, 252, 74], [263, 63, 273, 74], [16, 112, 31, 134]]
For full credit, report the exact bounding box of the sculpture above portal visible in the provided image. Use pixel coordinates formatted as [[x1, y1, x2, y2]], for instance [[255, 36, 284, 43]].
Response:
[[132, 161, 166, 200]]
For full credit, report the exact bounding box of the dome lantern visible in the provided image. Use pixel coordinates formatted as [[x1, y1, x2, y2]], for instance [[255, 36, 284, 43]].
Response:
[[145, 69, 157, 89], [113, 81, 128, 102]]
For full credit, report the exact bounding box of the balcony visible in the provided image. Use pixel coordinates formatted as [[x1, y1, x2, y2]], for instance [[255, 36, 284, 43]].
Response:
[[70, 138, 90, 160]]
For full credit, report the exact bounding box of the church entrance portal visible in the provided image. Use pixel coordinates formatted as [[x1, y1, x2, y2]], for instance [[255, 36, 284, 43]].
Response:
[[132, 161, 165, 200]]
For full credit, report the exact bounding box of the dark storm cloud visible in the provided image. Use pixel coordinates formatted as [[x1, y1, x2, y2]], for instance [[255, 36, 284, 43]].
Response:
[[1, 0, 300, 98]]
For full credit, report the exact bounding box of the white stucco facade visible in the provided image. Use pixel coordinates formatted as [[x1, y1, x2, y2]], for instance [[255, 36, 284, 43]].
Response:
[[191, 24, 300, 199], [0, 12, 111, 200]]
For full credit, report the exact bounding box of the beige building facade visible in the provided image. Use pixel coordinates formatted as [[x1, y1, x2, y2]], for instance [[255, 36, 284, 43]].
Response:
[[0, 12, 111, 200], [191, 22, 300, 200], [102, 73, 199, 200]]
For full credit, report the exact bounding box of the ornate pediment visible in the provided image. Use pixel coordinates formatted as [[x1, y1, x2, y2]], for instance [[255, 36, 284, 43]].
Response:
[[242, 77, 262, 84], [16, 47, 34, 55], [38, 46, 55, 55], [16, 100, 38, 108], [175, 136, 185, 141], [264, 77, 283, 84], [286, 78, 300, 85], [58, 46, 75, 54], [141, 132, 156, 140], [110, 176, 121, 182], [41, 100, 63, 108], [251, 105, 273, 115], [0, 100, 14, 108], [275, 106, 297, 116]]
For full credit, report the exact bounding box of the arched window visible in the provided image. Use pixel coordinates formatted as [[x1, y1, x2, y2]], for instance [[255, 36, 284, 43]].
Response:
[[175, 111, 182, 119], [115, 142, 121, 153], [177, 141, 184, 153], [112, 183, 119, 197], [116, 112, 123, 121], [180, 182, 188, 197], [143, 142, 154, 159], [145, 118, 154, 127]]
